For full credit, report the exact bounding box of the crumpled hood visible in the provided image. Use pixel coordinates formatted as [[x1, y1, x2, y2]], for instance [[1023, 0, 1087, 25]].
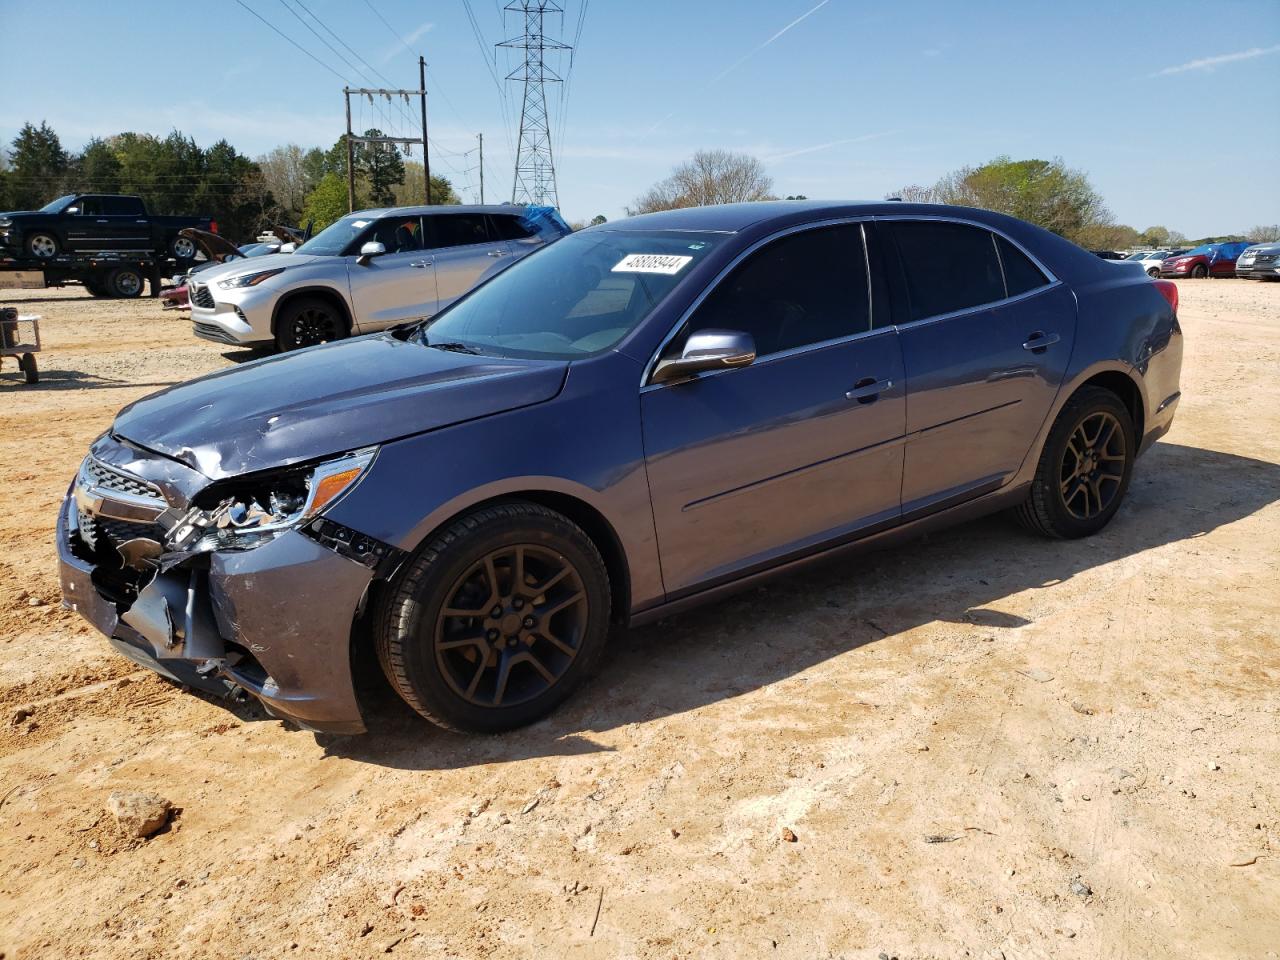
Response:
[[113, 334, 568, 479]]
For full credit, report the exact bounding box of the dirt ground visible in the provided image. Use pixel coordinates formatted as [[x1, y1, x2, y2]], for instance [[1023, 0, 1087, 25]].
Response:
[[1, 280, 1277, 960]]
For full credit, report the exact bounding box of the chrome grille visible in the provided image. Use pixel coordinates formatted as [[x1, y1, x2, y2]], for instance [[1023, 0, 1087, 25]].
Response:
[[76, 509, 163, 553], [1256, 254, 1277, 264], [190, 282, 215, 309], [86, 459, 163, 501]]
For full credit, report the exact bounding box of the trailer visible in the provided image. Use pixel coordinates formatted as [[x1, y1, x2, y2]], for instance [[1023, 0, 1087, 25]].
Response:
[[0, 250, 183, 299]]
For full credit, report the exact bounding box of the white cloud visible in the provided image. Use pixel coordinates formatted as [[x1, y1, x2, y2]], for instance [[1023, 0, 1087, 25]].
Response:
[[1152, 43, 1280, 76], [762, 131, 895, 163], [380, 21, 433, 64]]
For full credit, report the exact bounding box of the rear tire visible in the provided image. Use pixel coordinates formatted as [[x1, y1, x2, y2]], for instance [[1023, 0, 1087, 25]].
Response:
[[1014, 386, 1136, 539], [170, 235, 198, 261], [376, 501, 612, 733], [107, 266, 145, 298], [274, 296, 348, 351], [19, 353, 39, 384], [84, 277, 110, 297]]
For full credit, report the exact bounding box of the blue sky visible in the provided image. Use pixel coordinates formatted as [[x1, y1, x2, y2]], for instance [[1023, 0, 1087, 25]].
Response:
[[1, 0, 1277, 235]]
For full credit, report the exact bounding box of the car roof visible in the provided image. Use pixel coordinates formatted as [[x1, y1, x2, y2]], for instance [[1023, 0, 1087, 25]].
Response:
[[353, 203, 538, 218], [596, 199, 1040, 234]]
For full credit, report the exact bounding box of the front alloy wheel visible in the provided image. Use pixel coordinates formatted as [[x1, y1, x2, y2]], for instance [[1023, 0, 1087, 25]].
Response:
[[378, 501, 611, 732], [275, 296, 347, 351], [27, 233, 59, 259]]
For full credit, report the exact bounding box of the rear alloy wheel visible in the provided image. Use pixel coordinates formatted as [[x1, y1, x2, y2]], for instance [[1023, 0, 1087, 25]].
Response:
[[275, 296, 347, 351], [26, 232, 59, 259], [107, 266, 145, 298], [1191, 264, 1208, 279], [170, 235, 198, 261], [1014, 386, 1135, 539], [377, 502, 611, 733]]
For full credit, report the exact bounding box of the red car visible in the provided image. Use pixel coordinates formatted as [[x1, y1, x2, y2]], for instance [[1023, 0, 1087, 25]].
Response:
[[1161, 241, 1251, 279]]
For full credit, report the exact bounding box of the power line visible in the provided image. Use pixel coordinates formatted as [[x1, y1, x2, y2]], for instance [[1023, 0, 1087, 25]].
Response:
[[232, 0, 348, 83], [500, 1, 572, 206]]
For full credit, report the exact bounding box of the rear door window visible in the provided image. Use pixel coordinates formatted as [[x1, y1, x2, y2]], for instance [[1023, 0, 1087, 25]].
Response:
[[887, 221, 1005, 322], [427, 214, 493, 248], [102, 196, 145, 216], [996, 235, 1050, 297], [488, 214, 535, 240]]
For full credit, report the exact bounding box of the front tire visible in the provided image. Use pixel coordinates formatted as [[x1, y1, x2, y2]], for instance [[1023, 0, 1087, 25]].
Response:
[[1147, 267, 1160, 278], [377, 502, 612, 733], [274, 296, 348, 351], [1191, 264, 1208, 279], [1015, 386, 1136, 539], [26, 232, 59, 259]]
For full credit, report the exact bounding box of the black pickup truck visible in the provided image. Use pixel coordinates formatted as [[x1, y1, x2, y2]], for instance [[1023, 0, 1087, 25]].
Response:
[[0, 194, 214, 262]]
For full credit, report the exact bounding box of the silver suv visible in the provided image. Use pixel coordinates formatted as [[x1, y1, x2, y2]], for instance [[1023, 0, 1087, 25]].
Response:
[[189, 205, 571, 351]]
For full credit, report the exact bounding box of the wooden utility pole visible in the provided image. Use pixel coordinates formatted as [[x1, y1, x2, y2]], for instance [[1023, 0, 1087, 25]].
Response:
[[420, 56, 431, 205], [345, 94, 355, 212], [478, 133, 485, 204]]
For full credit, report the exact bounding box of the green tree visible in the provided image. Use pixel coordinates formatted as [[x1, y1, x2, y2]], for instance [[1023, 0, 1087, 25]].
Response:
[[889, 156, 1116, 247], [393, 162, 460, 206], [356, 130, 405, 207], [302, 172, 353, 230], [74, 137, 122, 193], [9, 121, 70, 208], [589, 214, 607, 226]]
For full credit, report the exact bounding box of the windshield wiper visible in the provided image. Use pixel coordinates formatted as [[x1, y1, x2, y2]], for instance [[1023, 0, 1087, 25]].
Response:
[[424, 340, 482, 355]]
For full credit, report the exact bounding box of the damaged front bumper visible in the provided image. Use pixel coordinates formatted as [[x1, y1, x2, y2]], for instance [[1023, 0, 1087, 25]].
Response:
[[57, 492, 377, 735]]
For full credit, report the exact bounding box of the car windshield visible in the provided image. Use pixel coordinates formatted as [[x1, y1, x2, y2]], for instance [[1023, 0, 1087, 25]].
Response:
[[1183, 245, 1212, 256], [237, 242, 278, 257], [294, 213, 377, 256], [38, 195, 76, 213], [1124, 252, 1147, 260], [415, 230, 723, 360]]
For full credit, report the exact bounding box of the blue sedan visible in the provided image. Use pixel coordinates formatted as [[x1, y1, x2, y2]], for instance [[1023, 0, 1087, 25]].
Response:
[[58, 201, 1183, 735]]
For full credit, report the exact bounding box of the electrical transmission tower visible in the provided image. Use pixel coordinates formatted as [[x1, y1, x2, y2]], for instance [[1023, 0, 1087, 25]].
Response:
[[498, 2, 570, 207]]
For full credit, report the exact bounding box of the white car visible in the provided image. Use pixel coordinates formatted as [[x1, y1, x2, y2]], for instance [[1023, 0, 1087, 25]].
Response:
[[1116, 250, 1172, 278]]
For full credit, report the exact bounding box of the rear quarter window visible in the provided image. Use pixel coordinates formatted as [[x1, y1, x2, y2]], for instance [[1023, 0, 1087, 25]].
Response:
[[996, 235, 1051, 297], [489, 215, 535, 241]]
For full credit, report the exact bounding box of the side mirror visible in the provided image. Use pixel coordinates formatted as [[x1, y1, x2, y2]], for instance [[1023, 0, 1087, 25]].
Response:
[[65, 206, 80, 216], [279, 242, 295, 254], [651, 329, 756, 385], [356, 240, 386, 266]]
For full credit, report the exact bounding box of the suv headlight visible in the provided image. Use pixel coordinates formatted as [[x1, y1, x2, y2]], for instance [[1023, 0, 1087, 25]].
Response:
[[218, 267, 285, 289], [166, 448, 377, 553]]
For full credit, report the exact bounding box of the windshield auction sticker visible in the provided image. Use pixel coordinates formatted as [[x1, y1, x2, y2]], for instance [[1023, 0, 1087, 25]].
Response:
[[612, 253, 693, 275]]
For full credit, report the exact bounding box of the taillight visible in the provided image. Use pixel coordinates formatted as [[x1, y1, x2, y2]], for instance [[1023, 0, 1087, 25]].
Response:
[[210, 221, 219, 234], [1153, 278, 1178, 314]]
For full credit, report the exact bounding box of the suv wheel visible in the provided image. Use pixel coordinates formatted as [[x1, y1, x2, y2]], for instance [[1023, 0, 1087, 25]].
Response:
[[1014, 386, 1136, 539], [275, 296, 348, 351], [1191, 264, 1208, 278], [377, 502, 612, 733]]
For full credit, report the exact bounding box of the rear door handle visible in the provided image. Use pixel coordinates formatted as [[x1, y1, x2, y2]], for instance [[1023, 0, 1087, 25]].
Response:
[[846, 377, 893, 402], [409, 259, 432, 268], [96, 219, 110, 223], [1022, 331, 1060, 352]]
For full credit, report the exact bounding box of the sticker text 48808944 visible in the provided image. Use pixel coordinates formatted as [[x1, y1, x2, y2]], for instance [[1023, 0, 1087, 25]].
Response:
[[611, 253, 693, 275]]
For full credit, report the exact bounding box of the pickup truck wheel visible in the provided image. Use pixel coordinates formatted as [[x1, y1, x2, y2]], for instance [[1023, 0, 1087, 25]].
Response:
[[274, 297, 348, 351], [170, 236, 198, 261], [26, 233, 59, 259], [107, 266, 145, 298], [1191, 264, 1208, 278], [377, 501, 612, 733]]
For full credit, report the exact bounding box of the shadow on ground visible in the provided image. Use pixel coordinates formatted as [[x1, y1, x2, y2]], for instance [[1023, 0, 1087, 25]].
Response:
[[203, 441, 1280, 770]]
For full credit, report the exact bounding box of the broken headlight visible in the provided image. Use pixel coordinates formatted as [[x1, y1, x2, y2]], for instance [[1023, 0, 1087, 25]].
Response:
[[166, 448, 377, 554]]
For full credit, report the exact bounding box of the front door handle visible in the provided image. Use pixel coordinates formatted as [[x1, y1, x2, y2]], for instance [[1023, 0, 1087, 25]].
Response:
[[96, 219, 110, 223], [846, 377, 893, 403], [487, 249, 508, 258], [1022, 331, 1061, 353], [409, 259, 433, 268]]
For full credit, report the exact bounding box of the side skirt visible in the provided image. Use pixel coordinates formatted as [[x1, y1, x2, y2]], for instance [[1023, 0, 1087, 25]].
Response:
[[628, 481, 1031, 627]]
